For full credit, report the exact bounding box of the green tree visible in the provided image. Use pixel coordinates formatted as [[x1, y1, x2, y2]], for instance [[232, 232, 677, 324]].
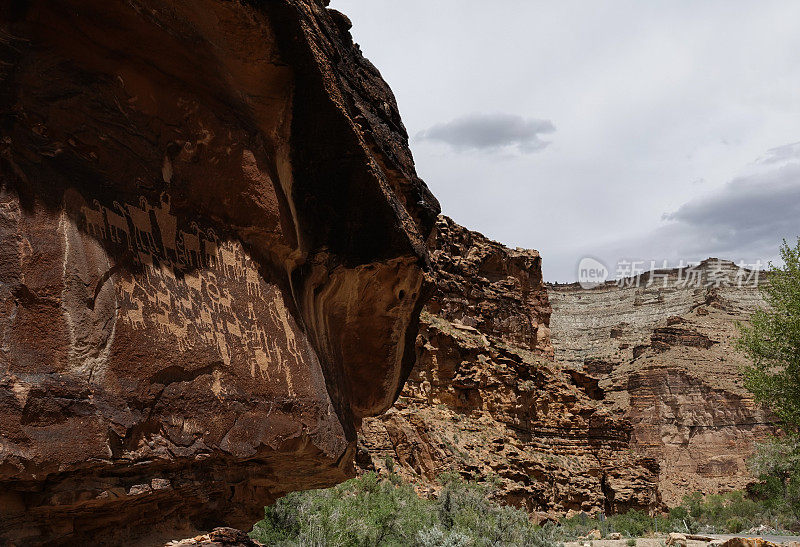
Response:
[[738, 238, 800, 521], [738, 238, 800, 430]]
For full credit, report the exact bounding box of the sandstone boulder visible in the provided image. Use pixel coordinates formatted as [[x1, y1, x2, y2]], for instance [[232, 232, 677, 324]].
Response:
[[667, 532, 688, 546], [166, 528, 264, 547], [582, 529, 602, 540], [719, 539, 779, 547]]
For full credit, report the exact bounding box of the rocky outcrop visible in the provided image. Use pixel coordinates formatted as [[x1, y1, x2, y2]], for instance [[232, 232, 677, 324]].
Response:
[[549, 260, 777, 505], [166, 528, 264, 547], [359, 217, 659, 517], [0, 1, 438, 544]]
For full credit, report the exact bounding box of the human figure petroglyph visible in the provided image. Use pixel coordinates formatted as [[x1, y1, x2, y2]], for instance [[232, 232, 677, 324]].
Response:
[[81, 204, 107, 241], [106, 202, 131, 246], [153, 194, 178, 260], [181, 222, 202, 268]]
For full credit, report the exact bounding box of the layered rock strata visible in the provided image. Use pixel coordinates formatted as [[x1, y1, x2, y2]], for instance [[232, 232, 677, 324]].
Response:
[[359, 217, 660, 516], [549, 260, 777, 505], [0, 1, 438, 543]]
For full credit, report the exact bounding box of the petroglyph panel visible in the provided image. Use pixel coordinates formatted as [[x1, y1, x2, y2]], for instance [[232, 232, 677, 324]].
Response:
[[71, 191, 311, 394]]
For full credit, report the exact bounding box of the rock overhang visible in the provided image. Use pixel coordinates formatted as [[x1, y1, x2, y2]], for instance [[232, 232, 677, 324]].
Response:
[[0, 0, 439, 543]]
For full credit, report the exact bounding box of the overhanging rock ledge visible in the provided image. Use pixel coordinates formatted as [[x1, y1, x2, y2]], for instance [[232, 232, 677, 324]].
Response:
[[0, 0, 439, 543]]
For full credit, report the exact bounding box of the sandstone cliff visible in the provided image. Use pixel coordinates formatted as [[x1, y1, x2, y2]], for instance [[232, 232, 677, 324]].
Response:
[[549, 260, 777, 505], [0, 1, 439, 543], [359, 217, 660, 517]]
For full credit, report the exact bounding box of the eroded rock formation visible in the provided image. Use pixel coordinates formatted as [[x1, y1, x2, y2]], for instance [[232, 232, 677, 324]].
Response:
[[359, 217, 660, 517], [0, 1, 438, 543], [549, 260, 777, 505]]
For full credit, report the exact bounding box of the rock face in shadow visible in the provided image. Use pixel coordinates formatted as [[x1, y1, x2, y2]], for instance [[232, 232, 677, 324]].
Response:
[[359, 217, 660, 517], [0, 1, 438, 543], [548, 260, 777, 505]]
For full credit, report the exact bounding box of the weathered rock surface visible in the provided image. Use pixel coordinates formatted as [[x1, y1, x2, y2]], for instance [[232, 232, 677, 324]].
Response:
[[166, 527, 264, 547], [549, 260, 777, 505], [359, 217, 659, 516], [718, 539, 780, 547], [0, 1, 438, 544]]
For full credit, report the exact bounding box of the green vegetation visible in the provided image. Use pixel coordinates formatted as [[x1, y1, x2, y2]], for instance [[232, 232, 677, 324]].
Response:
[[548, 491, 799, 538], [252, 473, 800, 546], [664, 490, 796, 535], [250, 472, 561, 547], [738, 237, 800, 431], [748, 436, 800, 516], [734, 237, 800, 524]]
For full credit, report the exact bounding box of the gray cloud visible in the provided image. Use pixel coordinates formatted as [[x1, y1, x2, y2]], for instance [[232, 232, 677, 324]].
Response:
[[662, 159, 800, 255], [757, 141, 800, 165], [545, 143, 800, 281], [415, 113, 555, 153], [334, 0, 800, 281]]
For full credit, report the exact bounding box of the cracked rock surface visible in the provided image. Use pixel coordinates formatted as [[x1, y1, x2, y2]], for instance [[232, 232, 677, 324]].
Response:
[[359, 217, 660, 518]]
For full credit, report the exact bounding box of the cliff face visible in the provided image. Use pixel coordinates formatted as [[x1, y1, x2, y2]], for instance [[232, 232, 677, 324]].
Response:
[[359, 217, 659, 517], [0, 1, 438, 544], [549, 260, 777, 505]]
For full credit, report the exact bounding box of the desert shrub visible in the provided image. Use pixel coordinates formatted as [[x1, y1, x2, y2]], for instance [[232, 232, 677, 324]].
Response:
[[668, 505, 688, 522], [432, 477, 551, 546], [558, 512, 596, 539], [748, 436, 800, 518], [606, 509, 653, 538], [415, 525, 470, 547], [653, 513, 673, 533], [526, 523, 564, 547], [725, 517, 745, 533], [250, 472, 434, 546], [666, 489, 798, 534], [251, 472, 563, 547]]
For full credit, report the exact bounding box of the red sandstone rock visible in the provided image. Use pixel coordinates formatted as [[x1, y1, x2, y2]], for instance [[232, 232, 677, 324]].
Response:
[[719, 539, 780, 547], [360, 217, 659, 515], [0, 1, 438, 543]]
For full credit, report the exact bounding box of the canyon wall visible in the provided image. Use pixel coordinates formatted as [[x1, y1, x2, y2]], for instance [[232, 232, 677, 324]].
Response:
[[549, 260, 777, 505], [360, 217, 660, 518], [0, 1, 439, 544], [361, 230, 774, 513]]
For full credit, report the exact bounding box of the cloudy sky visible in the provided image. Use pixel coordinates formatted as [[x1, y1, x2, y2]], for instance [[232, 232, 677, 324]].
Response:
[[332, 0, 800, 281]]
